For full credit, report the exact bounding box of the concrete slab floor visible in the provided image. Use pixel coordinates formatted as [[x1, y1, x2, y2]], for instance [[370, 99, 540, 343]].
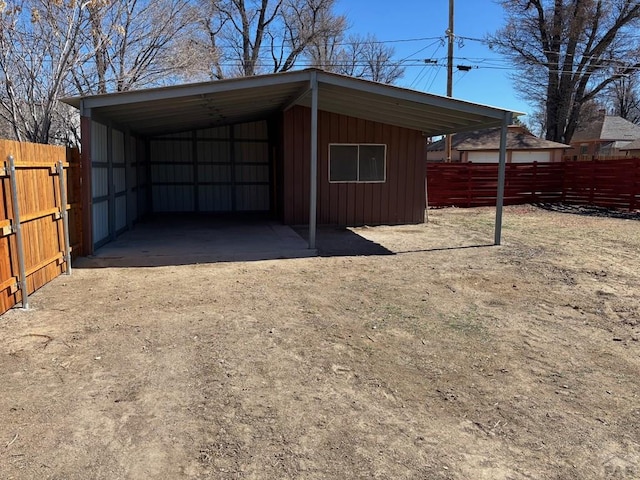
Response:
[[77, 217, 316, 267]]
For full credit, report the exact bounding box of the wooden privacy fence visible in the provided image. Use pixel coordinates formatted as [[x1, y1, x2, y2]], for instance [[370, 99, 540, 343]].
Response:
[[0, 140, 82, 315], [427, 158, 640, 210]]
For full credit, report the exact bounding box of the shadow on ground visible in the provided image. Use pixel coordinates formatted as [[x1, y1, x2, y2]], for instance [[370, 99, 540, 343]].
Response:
[[76, 218, 393, 268], [535, 202, 640, 220], [294, 226, 394, 257]]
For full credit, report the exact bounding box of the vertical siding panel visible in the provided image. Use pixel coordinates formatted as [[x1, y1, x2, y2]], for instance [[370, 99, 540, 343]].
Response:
[[291, 108, 299, 223], [328, 112, 340, 224], [414, 131, 426, 222], [283, 110, 294, 223], [318, 110, 330, 224], [388, 125, 400, 223], [148, 122, 267, 215], [301, 106, 311, 225], [337, 114, 349, 226], [363, 120, 375, 224], [375, 122, 387, 225], [354, 118, 366, 224], [295, 109, 302, 223], [295, 107, 306, 224], [292, 106, 307, 224], [344, 116, 356, 225], [399, 127, 412, 223], [90, 121, 109, 246]]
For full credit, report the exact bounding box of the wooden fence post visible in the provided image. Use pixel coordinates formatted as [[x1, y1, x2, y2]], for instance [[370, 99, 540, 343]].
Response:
[[7, 156, 28, 309], [466, 163, 472, 208], [588, 161, 596, 205], [532, 161, 538, 202], [631, 159, 637, 210]]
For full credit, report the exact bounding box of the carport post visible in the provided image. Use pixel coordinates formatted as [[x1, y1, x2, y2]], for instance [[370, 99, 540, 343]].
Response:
[[309, 71, 319, 249], [494, 111, 513, 245], [80, 103, 94, 256]]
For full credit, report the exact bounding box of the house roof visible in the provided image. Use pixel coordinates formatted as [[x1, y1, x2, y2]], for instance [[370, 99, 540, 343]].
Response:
[[62, 68, 521, 137], [620, 138, 640, 151], [427, 125, 570, 152], [571, 115, 640, 142]]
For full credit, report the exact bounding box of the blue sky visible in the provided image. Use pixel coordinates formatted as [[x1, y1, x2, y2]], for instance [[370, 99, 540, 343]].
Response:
[[335, 0, 531, 117]]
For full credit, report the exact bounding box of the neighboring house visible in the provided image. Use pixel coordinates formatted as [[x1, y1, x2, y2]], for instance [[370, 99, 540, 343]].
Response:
[[568, 114, 640, 159], [426, 125, 569, 163], [63, 68, 516, 254], [620, 138, 640, 157]]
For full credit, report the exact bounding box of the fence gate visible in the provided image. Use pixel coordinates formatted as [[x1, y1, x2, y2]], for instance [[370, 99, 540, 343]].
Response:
[[0, 140, 81, 315]]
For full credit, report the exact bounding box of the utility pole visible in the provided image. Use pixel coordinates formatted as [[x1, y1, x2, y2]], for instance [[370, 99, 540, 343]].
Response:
[[445, 0, 454, 162]]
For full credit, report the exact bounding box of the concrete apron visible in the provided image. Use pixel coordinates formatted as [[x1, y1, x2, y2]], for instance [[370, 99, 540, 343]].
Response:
[[78, 220, 316, 267]]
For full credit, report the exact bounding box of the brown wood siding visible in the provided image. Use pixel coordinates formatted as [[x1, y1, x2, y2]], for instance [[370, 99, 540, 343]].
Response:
[[282, 106, 426, 225]]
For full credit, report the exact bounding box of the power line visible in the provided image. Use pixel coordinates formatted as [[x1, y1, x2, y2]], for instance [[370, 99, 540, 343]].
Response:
[[409, 41, 444, 89], [219, 35, 446, 52]]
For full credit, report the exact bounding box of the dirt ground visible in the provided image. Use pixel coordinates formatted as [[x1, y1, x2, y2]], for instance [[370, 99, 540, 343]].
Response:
[[1, 204, 639, 480]]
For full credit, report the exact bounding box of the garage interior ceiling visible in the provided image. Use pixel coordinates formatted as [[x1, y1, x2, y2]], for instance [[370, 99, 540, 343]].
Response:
[[63, 69, 520, 137]]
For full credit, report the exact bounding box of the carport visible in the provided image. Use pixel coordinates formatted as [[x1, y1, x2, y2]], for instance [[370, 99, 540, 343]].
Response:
[[63, 68, 518, 256]]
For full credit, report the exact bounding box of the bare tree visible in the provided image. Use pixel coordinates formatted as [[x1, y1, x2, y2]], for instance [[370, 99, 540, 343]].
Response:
[[0, 0, 87, 143], [72, 0, 196, 95], [605, 74, 640, 123], [489, 0, 640, 143], [269, 0, 345, 73], [186, 0, 346, 78], [318, 33, 404, 84], [173, 0, 227, 81]]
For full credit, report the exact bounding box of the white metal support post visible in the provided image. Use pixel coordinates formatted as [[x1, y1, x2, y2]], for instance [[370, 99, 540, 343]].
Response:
[[308, 71, 319, 249], [57, 160, 72, 275], [494, 111, 513, 245]]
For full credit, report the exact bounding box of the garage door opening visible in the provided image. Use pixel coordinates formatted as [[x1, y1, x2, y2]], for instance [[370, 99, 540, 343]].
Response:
[[89, 118, 283, 252]]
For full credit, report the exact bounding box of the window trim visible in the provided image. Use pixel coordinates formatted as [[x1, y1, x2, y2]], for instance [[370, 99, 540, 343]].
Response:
[[328, 143, 387, 183]]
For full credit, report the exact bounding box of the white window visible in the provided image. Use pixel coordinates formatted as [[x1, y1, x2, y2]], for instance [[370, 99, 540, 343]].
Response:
[[329, 144, 386, 183]]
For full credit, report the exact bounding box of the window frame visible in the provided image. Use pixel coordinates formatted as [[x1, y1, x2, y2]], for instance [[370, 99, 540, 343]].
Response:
[[328, 143, 387, 184]]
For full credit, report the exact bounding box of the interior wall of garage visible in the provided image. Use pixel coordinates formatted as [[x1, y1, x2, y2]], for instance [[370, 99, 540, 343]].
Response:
[[88, 118, 276, 250], [146, 121, 271, 214], [281, 106, 426, 226], [90, 121, 141, 248]]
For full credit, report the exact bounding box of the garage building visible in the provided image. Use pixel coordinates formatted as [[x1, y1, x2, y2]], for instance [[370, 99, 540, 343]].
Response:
[[64, 69, 517, 254]]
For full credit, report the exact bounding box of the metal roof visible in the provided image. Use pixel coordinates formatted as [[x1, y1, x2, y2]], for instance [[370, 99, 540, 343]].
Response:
[[62, 69, 520, 137]]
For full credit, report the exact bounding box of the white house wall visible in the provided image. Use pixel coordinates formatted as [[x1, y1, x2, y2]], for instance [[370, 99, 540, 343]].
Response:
[[467, 150, 554, 163], [467, 151, 501, 163], [511, 151, 551, 163]]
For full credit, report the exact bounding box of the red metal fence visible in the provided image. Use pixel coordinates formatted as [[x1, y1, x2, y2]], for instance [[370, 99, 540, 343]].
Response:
[[427, 158, 640, 210]]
